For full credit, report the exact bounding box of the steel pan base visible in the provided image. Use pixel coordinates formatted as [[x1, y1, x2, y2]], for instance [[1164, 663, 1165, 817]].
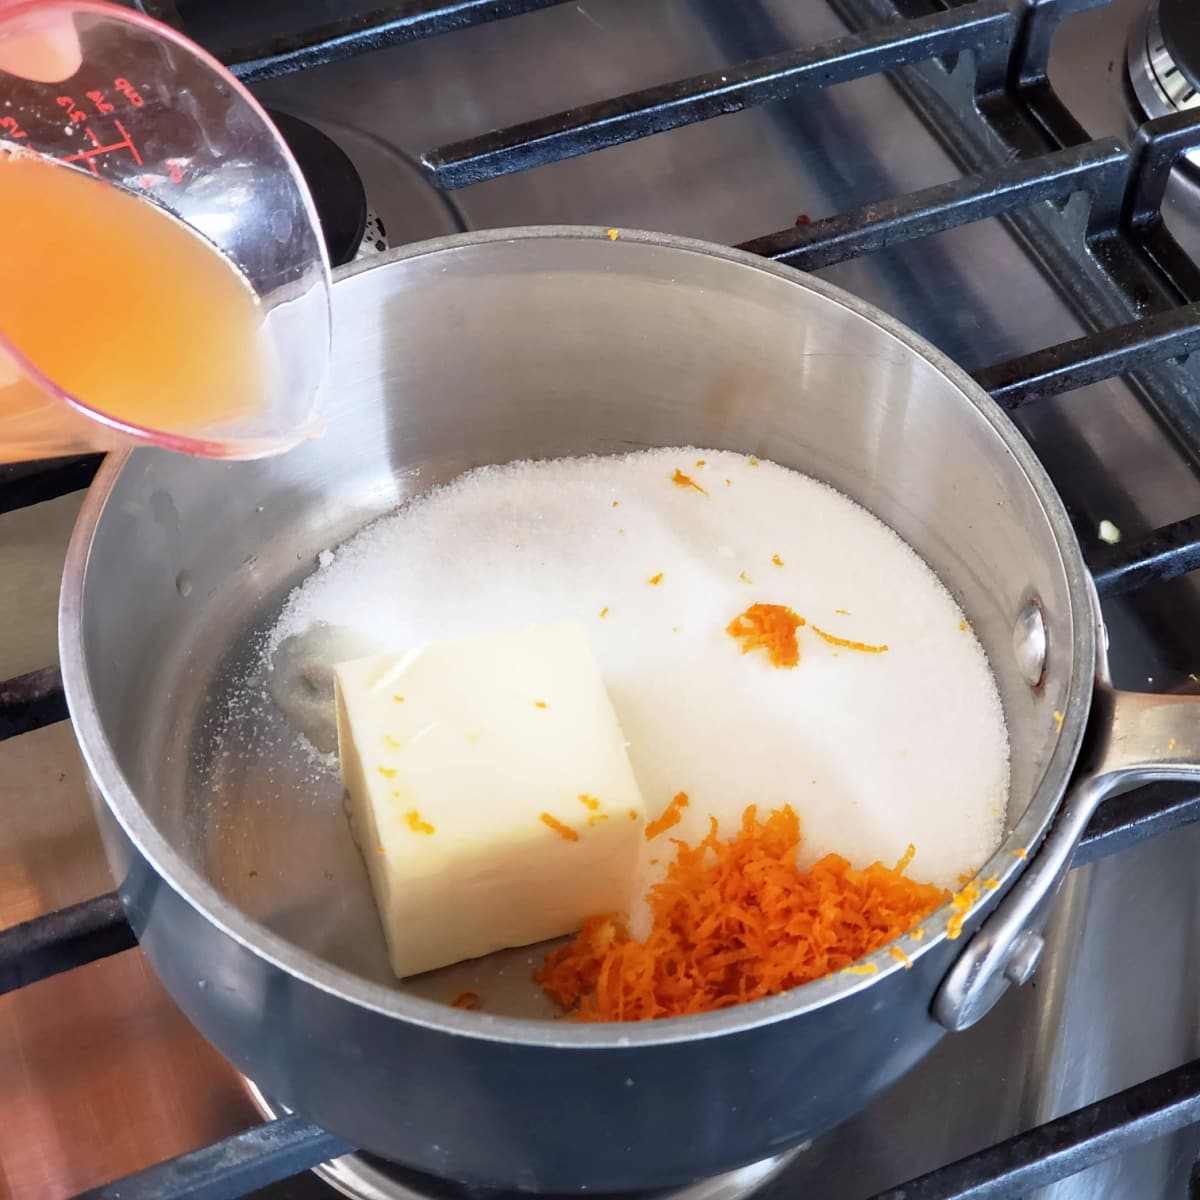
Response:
[[243, 1078, 803, 1200]]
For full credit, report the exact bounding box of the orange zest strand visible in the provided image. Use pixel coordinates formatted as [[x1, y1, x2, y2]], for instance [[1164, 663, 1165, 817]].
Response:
[[772, 554, 784, 567], [809, 623, 888, 654], [540, 812, 579, 842], [644, 791, 689, 840], [648, 572, 664, 586], [405, 810, 435, 835], [726, 603, 805, 668], [537, 805, 947, 1021], [377, 766, 397, 779], [451, 989, 482, 1010], [946, 881, 981, 940], [578, 794, 601, 811], [671, 467, 707, 495], [533, 700, 548, 709]]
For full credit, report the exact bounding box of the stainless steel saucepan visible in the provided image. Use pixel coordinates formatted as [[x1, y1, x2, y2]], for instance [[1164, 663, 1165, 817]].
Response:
[[59, 228, 1200, 1193]]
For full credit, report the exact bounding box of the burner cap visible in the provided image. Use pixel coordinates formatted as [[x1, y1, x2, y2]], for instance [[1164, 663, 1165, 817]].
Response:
[[1127, 0, 1200, 130], [267, 109, 369, 268], [1160, 0, 1200, 95]]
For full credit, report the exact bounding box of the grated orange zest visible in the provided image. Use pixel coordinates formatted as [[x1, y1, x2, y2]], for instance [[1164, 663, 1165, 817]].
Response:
[[671, 467, 707, 495], [644, 791, 689, 840], [537, 804, 947, 1021], [726, 603, 805, 668], [405, 809, 435, 835], [809, 624, 888, 654], [541, 812, 579, 841], [946, 881, 980, 940]]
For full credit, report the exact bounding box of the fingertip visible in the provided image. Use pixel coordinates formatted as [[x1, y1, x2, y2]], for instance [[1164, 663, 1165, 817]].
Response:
[[0, 8, 83, 85]]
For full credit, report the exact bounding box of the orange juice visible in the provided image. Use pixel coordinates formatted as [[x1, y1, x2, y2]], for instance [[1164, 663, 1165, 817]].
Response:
[[0, 148, 268, 460]]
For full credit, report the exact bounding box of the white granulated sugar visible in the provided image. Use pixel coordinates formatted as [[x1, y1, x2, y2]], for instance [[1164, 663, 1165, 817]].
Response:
[[271, 448, 1009, 909]]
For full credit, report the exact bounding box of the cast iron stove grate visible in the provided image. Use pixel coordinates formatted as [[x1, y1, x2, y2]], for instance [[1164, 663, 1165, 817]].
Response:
[[6, 0, 1200, 1195]]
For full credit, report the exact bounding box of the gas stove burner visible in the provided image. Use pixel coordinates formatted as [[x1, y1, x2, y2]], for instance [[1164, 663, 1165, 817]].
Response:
[[243, 1079, 802, 1200], [1127, 0, 1200, 131], [261, 108, 468, 263], [267, 109, 370, 268], [358, 210, 391, 260]]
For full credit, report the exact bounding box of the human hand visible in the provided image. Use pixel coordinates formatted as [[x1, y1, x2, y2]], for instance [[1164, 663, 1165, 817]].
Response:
[[0, 1, 83, 84]]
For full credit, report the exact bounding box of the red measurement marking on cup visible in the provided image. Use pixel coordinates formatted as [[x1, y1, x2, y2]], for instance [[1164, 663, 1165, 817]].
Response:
[[57, 95, 87, 122], [113, 78, 145, 108], [0, 116, 27, 139], [63, 120, 144, 176], [86, 90, 115, 116]]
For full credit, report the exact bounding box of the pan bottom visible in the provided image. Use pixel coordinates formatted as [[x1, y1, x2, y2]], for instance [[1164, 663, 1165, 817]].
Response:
[[241, 1078, 803, 1200]]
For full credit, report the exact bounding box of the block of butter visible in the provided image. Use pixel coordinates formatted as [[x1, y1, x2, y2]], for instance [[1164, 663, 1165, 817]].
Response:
[[334, 623, 646, 979]]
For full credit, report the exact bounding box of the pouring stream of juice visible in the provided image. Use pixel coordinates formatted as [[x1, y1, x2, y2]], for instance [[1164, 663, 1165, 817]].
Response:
[[0, 149, 269, 461]]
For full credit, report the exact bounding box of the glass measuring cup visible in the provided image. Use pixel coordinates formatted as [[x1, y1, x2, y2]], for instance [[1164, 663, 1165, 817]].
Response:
[[0, 1, 331, 462]]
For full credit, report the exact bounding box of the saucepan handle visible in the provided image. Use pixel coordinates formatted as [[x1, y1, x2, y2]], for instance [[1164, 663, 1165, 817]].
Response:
[[933, 687, 1200, 1032]]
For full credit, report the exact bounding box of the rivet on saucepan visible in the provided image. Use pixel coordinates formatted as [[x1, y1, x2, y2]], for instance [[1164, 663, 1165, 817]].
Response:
[[175, 570, 193, 598], [1003, 930, 1044, 987], [1013, 596, 1048, 689]]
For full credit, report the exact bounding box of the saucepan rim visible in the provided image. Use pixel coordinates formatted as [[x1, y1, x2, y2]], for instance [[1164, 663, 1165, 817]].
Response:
[[58, 225, 1096, 1049]]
